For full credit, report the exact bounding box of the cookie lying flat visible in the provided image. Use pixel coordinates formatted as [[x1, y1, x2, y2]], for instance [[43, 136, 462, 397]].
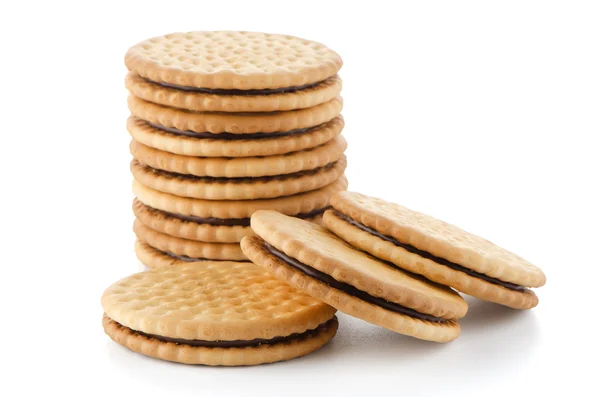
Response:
[[125, 72, 343, 113], [130, 157, 346, 200], [130, 135, 346, 178], [125, 31, 342, 90], [242, 211, 468, 343], [133, 176, 346, 221], [102, 262, 338, 365], [127, 116, 344, 157], [133, 219, 246, 262], [128, 95, 343, 134], [132, 199, 325, 243], [324, 192, 546, 309]]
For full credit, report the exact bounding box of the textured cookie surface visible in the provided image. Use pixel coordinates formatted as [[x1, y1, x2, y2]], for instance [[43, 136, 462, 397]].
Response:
[[125, 31, 342, 90], [134, 219, 246, 261], [131, 157, 346, 200], [127, 115, 344, 157], [103, 314, 338, 366], [130, 135, 346, 178], [323, 211, 538, 309], [128, 95, 343, 134], [132, 176, 347, 219], [242, 236, 460, 343], [102, 262, 337, 341], [249, 211, 467, 320], [126, 72, 342, 112], [330, 192, 546, 288]]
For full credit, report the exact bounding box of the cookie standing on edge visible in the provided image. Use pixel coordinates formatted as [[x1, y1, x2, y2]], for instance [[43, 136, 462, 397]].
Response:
[[102, 263, 338, 366], [241, 211, 468, 343], [324, 192, 546, 309]]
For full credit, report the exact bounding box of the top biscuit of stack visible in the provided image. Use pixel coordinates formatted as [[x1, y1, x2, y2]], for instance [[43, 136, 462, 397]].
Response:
[[125, 31, 343, 113]]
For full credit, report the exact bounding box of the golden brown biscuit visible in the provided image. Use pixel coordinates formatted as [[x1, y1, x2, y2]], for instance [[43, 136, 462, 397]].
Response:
[[125, 31, 342, 90], [125, 72, 342, 112], [242, 211, 468, 343], [102, 262, 338, 365], [324, 192, 546, 309], [130, 135, 347, 178], [126, 116, 344, 157]]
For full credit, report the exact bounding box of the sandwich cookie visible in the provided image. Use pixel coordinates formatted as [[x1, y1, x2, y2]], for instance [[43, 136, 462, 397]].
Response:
[[126, 115, 344, 157], [125, 72, 342, 113], [241, 211, 468, 343], [133, 199, 251, 243], [324, 192, 546, 309], [124, 31, 342, 111], [132, 200, 326, 244], [133, 176, 347, 222], [133, 219, 246, 263], [128, 95, 342, 134], [102, 262, 338, 365], [130, 156, 347, 200], [130, 135, 346, 178]]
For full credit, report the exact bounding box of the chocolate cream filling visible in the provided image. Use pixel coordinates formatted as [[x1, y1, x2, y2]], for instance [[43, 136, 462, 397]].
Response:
[[164, 251, 210, 262], [148, 78, 324, 96], [264, 243, 447, 323], [332, 211, 526, 292], [142, 161, 337, 183], [147, 121, 318, 140], [147, 204, 330, 227], [113, 316, 336, 348]]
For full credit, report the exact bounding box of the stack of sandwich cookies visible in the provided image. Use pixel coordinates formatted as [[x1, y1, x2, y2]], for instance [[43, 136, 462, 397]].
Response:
[[125, 31, 347, 265], [102, 262, 338, 366], [324, 192, 546, 309], [241, 211, 468, 343]]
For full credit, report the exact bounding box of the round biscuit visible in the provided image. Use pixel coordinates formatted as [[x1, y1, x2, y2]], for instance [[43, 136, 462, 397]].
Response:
[[330, 191, 546, 288], [124, 31, 342, 90], [133, 219, 246, 261], [130, 157, 346, 200], [127, 95, 343, 134], [323, 210, 538, 309], [249, 211, 468, 320], [132, 176, 347, 220], [126, 115, 344, 157], [101, 262, 337, 341], [125, 72, 343, 112], [130, 135, 347, 178], [241, 236, 460, 343]]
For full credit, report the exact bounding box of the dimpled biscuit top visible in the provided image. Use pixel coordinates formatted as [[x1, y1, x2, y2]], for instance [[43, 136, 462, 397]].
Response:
[[331, 191, 546, 288], [101, 263, 336, 341], [125, 31, 343, 90]]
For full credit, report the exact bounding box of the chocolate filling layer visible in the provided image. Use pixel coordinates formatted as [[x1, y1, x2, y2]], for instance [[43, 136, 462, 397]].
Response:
[[148, 78, 324, 96], [147, 121, 316, 140], [148, 205, 330, 227], [139, 160, 336, 183], [333, 211, 526, 292], [165, 251, 208, 262], [118, 317, 336, 348], [264, 243, 446, 323]]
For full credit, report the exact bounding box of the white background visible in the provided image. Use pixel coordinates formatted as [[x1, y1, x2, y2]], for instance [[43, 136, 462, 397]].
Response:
[[2, 1, 598, 396]]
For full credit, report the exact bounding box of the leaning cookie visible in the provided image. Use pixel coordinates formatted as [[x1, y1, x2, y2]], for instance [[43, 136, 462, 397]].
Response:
[[324, 192, 546, 309], [242, 211, 468, 343], [102, 262, 338, 365]]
